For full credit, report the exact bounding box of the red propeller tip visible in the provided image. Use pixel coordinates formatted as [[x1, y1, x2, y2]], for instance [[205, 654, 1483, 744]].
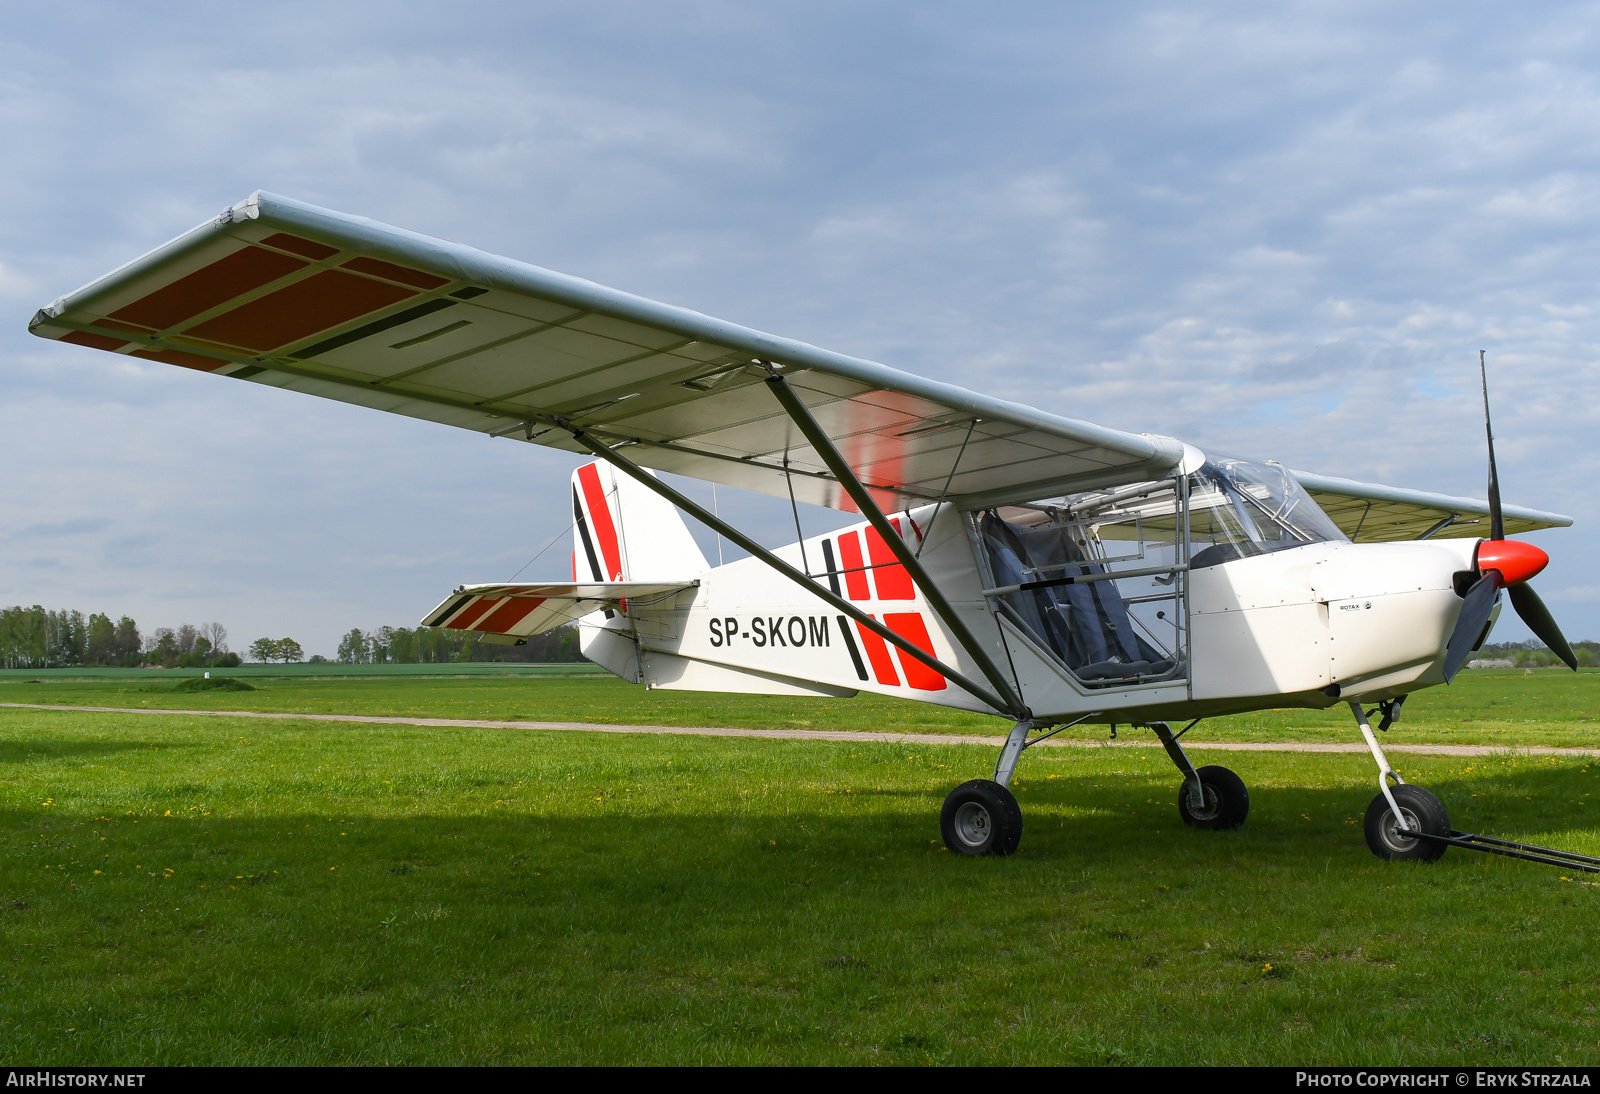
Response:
[[1477, 539, 1549, 586]]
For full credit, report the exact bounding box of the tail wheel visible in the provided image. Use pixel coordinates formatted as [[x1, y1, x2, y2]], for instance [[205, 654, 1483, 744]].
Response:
[[941, 780, 1023, 857], [1178, 765, 1250, 830], [1364, 785, 1450, 863]]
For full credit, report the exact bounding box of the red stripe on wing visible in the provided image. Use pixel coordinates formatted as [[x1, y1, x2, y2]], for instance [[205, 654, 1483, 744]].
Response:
[[185, 269, 415, 352], [445, 597, 499, 630], [477, 597, 545, 634], [110, 247, 307, 330], [59, 330, 130, 352], [341, 256, 450, 290], [131, 348, 227, 372]]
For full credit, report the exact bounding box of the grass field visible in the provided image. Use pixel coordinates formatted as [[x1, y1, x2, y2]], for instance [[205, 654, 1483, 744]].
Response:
[[2, 668, 1598, 1064], [3, 663, 1599, 746]]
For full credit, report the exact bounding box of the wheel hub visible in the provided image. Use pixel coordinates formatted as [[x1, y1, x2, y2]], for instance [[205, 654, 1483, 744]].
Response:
[[1380, 806, 1423, 853], [952, 801, 992, 848], [1185, 780, 1221, 821]]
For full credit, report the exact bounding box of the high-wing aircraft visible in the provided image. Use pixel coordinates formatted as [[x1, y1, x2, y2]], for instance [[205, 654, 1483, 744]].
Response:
[[31, 192, 1582, 867]]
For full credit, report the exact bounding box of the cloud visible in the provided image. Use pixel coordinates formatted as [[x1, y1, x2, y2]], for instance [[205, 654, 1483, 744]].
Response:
[[9, 517, 111, 539]]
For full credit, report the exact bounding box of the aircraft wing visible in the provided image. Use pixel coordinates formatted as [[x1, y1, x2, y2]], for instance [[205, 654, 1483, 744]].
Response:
[[421, 580, 695, 640], [1290, 469, 1572, 543], [28, 191, 1184, 512]]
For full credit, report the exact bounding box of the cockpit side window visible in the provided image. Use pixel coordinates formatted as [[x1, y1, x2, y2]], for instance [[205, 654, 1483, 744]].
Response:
[[975, 479, 1185, 687]]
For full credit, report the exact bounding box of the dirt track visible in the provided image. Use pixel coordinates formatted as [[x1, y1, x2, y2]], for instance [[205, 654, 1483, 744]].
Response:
[[4, 702, 1596, 758]]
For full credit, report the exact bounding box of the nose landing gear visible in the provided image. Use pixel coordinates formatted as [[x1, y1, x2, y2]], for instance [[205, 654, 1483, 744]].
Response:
[[1350, 701, 1452, 863], [1364, 783, 1451, 862], [1348, 700, 1600, 872]]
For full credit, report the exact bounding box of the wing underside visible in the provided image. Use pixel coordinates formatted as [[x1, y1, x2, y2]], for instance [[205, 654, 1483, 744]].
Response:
[[1291, 469, 1571, 542], [30, 191, 1184, 512]]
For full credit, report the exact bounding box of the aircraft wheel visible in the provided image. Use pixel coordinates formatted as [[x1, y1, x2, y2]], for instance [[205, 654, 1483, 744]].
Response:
[[1364, 785, 1450, 863], [940, 780, 1022, 856], [1178, 765, 1250, 830]]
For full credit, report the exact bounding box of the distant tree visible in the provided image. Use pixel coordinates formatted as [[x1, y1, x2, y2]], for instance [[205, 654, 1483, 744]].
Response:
[[248, 637, 277, 664], [176, 624, 198, 656], [150, 628, 179, 668], [276, 638, 304, 664], [49, 610, 87, 666], [113, 617, 141, 666], [373, 625, 396, 664], [337, 629, 367, 664], [390, 627, 417, 664], [86, 613, 116, 666], [201, 622, 229, 656]]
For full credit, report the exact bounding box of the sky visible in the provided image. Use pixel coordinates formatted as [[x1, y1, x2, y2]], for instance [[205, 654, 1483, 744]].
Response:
[[3, 1, 1599, 656]]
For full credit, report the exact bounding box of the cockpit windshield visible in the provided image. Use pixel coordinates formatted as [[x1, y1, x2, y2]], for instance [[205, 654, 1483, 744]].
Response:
[[1187, 456, 1347, 569]]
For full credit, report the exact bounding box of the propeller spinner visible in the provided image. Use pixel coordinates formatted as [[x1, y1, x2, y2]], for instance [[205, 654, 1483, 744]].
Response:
[[1442, 352, 1577, 681]]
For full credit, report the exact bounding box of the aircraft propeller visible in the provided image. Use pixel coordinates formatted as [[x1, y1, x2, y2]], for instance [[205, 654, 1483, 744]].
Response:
[[1441, 352, 1576, 682]]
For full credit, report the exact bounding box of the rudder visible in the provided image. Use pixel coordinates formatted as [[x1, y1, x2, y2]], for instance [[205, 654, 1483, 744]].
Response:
[[571, 461, 708, 583]]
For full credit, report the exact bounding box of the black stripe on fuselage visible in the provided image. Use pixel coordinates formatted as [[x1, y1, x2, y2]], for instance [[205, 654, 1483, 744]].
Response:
[[836, 615, 868, 681], [820, 538, 842, 597]]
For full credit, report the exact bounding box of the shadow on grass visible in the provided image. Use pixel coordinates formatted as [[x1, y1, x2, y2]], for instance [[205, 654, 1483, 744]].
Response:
[[1011, 760, 1600, 869], [0, 738, 173, 763]]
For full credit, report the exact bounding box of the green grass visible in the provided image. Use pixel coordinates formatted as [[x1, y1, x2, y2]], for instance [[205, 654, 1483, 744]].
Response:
[[0, 662, 606, 680], [2, 671, 1600, 1064], [4, 665, 1599, 746]]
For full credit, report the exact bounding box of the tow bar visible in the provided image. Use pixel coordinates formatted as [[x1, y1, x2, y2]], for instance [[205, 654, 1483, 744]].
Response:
[[1410, 830, 1600, 874]]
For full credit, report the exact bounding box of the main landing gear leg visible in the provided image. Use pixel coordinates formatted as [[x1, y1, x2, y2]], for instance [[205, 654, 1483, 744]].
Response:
[[1150, 722, 1249, 829], [1351, 701, 1450, 863], [940, 720, 1031, 857]]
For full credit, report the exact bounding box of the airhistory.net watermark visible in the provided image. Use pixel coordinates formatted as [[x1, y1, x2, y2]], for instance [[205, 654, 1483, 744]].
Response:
[[5, 1074, 145, 1088]]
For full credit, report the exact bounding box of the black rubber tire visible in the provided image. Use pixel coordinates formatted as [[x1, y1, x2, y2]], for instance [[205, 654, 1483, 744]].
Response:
[[1364, 785, 1450, 863], [1178, 765, 1250, 830], [940, 780, 1023, 856]]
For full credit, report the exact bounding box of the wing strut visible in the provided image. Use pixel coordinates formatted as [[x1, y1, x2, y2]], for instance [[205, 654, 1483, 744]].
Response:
[[762, 369, 1030, 719], [564, 425, 1019, 718]]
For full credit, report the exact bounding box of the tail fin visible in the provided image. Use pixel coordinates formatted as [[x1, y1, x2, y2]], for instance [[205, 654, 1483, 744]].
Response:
[[571, 460, 708, 582]]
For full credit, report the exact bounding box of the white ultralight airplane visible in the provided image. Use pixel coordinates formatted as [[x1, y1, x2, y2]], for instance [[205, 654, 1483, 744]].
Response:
[[31, 192, 1585, 867]]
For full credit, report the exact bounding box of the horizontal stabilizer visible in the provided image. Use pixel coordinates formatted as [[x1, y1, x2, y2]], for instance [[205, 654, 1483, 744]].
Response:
[[422, 581, 696, 637]]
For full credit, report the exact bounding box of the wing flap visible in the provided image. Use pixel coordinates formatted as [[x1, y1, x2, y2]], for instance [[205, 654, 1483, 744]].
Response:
[[32, 191, 1184, 511]]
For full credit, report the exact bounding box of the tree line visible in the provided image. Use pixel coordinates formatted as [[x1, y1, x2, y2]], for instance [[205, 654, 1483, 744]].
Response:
[[0, 606, 238, 669], [1472, 639, 1600, 669], [331, 624, 585, 664]]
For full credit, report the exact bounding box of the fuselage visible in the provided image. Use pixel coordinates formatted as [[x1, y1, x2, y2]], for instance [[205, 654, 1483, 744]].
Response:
[[579, 497, 1489, 726]]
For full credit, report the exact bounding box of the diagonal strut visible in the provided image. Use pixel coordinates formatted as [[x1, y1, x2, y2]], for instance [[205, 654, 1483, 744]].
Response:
[[762, 370, 1029, 718]]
